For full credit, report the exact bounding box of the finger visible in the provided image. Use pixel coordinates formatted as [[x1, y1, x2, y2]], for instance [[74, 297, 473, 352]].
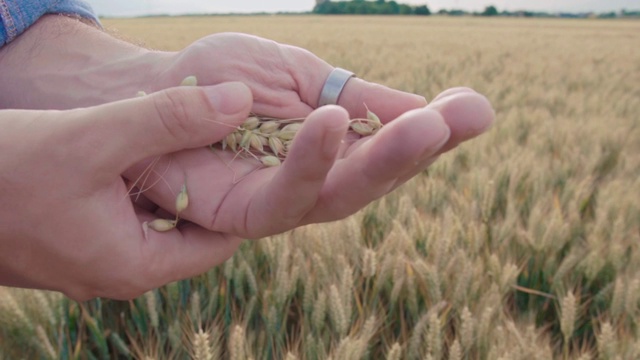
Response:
[[389, 90, 495, 188], [73, 82, 253, 175], [140, 220, 243, 288], [426, 89, 495, 153], [283, 48, 426, 120], [302, 108, 450, 223], [337, 78, 428, 121]]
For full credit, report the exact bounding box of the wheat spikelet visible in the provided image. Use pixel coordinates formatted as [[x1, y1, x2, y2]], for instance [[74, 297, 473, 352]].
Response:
[[239, 259, 258, 296], [311, 292, 327, 332], [228, 325, 248, 360], [386, 342, 403, 360], [405, 264, 419, 317], [0, 290, 30, 331], [610, 278, 625, 318], [449, 339, 463, 360], [168, 318, 183, 349], [329, 285, 348, 336], [108, 332, 131, 358], [625, 278, 640, 318], [339, 266, 354, 325], [499, 262, 519, 295], [333, 337, 354, 360], [223, 256, 235, 280], [574, 353, 593, 360], [36, 325, 57, 359], [390, 256, 406, 304], [560, 291, 577, 343], [408, 313, 431, 358], [452, 255, 472, 307], [427, 312, 442, 358], [192, 329, 213, 360], [460, 306, 475, 351], [144, 290, 159, 329], [477, 306, 495, 350], [362, 248, 377, 279], [266, 305, 279, 335], [304, 334, 320, 359], [302, 277, 316, 316], [597, 322, 616, 359], [359, 315, 378, 342], [31, 291, 59, 327], [425, 263, 443, 304], [190, 291, 201, 327]]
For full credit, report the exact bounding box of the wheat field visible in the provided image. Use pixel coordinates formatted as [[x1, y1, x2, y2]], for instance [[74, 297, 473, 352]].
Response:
[[1, 15, 639, 359]]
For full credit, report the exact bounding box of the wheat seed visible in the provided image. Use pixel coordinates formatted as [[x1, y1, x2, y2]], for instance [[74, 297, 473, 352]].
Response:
[[145, 219, 177, 232], [175, 184, 189, 214], [180, 75, 198, 87]]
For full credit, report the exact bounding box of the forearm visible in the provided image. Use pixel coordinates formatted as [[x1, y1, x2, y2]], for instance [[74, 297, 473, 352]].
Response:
[[0, 15, 173, 109]]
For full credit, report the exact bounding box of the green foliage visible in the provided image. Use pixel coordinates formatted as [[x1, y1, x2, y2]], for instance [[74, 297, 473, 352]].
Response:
[[313, 0, 430, 16], [481, 5, 499, 16]]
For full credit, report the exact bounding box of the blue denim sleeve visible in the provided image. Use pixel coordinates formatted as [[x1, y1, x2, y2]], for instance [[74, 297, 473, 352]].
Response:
[[0, 0, 101, 47]]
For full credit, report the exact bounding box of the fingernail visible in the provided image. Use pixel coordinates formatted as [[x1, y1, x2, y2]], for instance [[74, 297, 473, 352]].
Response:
[[422, 109, 451, 147], [205, 82, 252, 115]]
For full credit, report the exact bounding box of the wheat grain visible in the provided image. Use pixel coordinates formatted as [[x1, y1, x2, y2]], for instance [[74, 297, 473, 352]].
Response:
[[180, 75, 198, 87]]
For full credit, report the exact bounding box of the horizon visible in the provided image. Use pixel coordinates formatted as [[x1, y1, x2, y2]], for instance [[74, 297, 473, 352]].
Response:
[[86, 1, 638, 18]]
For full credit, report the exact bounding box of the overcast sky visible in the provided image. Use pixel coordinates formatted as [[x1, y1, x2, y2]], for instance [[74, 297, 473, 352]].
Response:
[[86, 0, 638, 17]]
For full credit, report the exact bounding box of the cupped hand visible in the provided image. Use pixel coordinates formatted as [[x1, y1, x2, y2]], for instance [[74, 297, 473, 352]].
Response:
[[123, 86, 494, 239], [0, 83, 254, 300]]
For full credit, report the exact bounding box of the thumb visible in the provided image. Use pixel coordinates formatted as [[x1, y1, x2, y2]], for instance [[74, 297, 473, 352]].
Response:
[[82, 82, 252, 174]]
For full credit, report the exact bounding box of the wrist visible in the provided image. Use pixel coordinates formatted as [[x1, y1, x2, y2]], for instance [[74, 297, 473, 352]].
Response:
[[0, 15, 175, 109]]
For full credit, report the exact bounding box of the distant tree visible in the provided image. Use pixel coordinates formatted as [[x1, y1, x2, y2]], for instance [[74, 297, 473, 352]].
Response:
[[398, 4, 412, 14], [313, 0, 433, 16], [482, 5, 499, 16], [414, 5, 431, 15], [449, 9, 467, 16]]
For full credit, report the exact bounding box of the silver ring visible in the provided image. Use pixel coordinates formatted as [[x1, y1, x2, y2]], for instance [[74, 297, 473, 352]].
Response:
[[318, 68, 355, 107]]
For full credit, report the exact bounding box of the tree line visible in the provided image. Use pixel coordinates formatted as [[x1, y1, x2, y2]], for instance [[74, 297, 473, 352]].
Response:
[[312, 1, 640, 18], [313, 0, 431, 16]]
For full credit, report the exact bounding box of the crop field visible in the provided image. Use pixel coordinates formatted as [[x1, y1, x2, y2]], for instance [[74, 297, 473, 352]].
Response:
[[1, 15, 639, 359]]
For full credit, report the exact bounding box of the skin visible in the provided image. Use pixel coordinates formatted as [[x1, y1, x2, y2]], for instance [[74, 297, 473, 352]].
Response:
[[0, 16, 495, 301]]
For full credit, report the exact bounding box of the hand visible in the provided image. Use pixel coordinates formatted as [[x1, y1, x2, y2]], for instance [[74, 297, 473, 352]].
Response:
[[0, 83, 254, 300], [123, 87, 494, 239]]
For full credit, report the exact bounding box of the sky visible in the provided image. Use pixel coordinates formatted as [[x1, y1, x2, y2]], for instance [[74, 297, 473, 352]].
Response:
[[85, 0, 639, 17]]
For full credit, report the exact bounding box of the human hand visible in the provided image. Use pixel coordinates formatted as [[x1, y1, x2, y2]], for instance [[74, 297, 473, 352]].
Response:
[[118, 32, 493, 238], [123, 86, 494, 239], [0, 82, 254, 300]]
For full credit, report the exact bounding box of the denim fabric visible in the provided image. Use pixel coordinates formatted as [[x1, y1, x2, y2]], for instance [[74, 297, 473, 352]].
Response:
[[0, 0, 100, 47]]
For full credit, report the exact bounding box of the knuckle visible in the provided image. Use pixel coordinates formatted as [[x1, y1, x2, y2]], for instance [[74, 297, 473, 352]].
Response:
[[152, 89, 205, 143]]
